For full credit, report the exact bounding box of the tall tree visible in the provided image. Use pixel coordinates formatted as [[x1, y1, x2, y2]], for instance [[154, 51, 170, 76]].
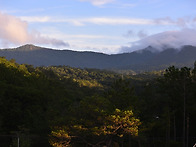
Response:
[[159, 66, 192, 146]]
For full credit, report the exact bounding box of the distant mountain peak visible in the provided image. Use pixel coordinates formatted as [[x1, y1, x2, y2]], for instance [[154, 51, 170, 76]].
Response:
[[17, 44, 42, 51], [135, 45, 157, 53]]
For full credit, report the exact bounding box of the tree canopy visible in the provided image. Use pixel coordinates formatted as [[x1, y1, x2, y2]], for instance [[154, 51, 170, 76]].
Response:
[[0, 57, 196, 147]]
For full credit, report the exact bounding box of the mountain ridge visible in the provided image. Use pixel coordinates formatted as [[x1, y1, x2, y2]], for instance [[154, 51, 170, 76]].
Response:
[[0, 44, 195, 72]]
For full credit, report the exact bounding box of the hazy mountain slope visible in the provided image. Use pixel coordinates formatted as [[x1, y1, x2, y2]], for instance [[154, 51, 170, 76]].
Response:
[[0, 44, 195, 71], [0, 45, 110, 68]]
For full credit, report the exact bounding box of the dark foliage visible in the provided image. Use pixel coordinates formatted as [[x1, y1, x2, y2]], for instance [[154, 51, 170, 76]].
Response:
[[0, 57, 196, 147]]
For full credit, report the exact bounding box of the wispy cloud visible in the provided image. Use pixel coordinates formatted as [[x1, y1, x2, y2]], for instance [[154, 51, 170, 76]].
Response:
[[40, 29, 124, 53], [20, 16, 50, 23], [1, 8, 45, 15], [117, 3, 136, 8], [137, 30, 148, 39], [83, 17, 154, 25], [121, 28, 196, 52], [20, 16, 196, 27], [79, 0, 115, 6], [19, 16, 154, 26], [70, 43, 121, 54], [79, 0, 136, 8], [124, 30, 148, 39], [0, 12, 69, 47]]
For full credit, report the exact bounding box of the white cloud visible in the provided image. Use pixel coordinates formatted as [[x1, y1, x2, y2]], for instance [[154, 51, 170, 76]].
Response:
[[0, 12, 69, 47], [0, 12, 29, 44], [121, 28, 196, 52], [79, 0, 115, 6]]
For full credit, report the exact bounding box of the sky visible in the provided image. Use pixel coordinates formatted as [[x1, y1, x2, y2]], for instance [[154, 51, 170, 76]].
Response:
[[0, 0, 196, 54]]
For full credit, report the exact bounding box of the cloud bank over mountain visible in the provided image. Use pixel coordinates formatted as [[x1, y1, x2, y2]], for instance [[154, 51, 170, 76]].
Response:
[[0, 12, 69, 47], [121, 28, 196, 53]]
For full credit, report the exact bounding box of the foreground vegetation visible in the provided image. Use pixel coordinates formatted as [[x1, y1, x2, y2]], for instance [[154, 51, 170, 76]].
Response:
[[0, 57, 196, 147]]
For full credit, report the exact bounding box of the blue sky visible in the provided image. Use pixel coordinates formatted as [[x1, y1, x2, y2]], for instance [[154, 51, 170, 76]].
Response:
[[0, 0, 196, 54]]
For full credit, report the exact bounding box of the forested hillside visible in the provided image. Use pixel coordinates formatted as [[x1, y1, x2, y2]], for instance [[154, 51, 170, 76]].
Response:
[[0, 57, 196, 147]]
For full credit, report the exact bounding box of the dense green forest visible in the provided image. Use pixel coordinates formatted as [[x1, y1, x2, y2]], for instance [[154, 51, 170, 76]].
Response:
[[0, 57, 196, 147]]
